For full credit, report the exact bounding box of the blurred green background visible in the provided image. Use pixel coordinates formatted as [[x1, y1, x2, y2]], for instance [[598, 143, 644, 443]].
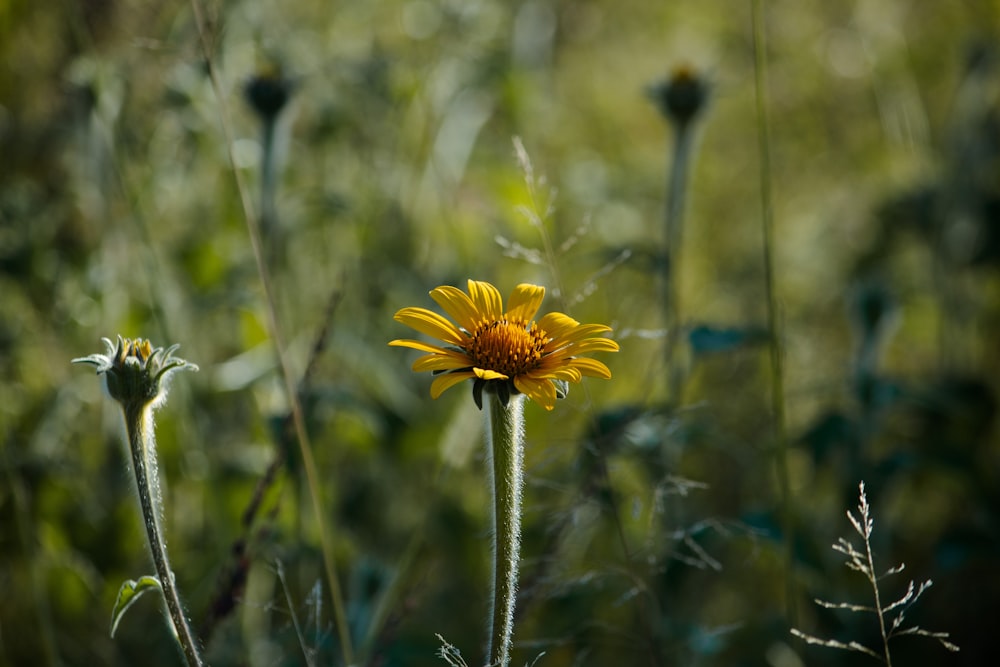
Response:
[[2, 0, 998, 665]]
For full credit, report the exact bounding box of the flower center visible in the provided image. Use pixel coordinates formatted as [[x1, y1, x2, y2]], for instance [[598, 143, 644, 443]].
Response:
[[116, 338, 154, 367], [468, 318, 548, 377]]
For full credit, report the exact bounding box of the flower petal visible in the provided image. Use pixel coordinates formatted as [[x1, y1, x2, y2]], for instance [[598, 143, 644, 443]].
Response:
[[566, 357, 613, 379], [506, 284, 545, 323], [412, 352, 473, 373], [430, 286, 482, 333], [536, 312, 581, 340], [560, 337, 621, 355], [473, 367, 509, 381], [544, 323, 616, 351], [514, 375, 557, 410], [467, 280, 504, 322], [388, 338, 451, 355], [430, 371, 476, 399], [529, 365, 582, 383], [394, 307, 466, 346]]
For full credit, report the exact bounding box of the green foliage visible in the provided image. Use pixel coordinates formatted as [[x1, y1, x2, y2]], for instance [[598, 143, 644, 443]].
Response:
[[2, 0, 997, 665], [110, 575, 162, 639]]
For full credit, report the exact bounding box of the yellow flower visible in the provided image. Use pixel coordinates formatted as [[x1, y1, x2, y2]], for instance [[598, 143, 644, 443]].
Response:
[[390, 280, 618, 410]]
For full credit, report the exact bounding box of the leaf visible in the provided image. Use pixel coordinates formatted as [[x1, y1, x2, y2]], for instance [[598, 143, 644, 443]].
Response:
[[688, 324, 767, 356], [585, 404, 646, 447], [110, 575, 162, 638], [797, 411, 859, 465]]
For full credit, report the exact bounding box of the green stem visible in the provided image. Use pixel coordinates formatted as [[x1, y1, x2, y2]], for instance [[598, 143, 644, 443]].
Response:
[[123, 404, 205, 667], [260, 116, 278, 229], [663, 120, 694, 403], [259, 115, 280, 266], [485, 393, 525, 667], [751, 0, 796, 624]]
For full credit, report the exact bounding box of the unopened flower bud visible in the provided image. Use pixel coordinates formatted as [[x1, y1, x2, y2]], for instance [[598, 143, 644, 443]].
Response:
[[73, 336, 198, 410], [648, 65, 709, 128]]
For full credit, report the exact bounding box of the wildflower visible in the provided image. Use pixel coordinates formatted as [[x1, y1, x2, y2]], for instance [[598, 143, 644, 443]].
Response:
[[73, 335, 198, 411], [390, 279, 618, 410], [392, 281, 617, 666], [244, 64, 294, 121], [73, 335, 203, 666], [648, 64, 710, 129]]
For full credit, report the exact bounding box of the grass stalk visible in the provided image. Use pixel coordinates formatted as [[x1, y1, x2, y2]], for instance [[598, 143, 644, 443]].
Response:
[[791, 482, 959, 660], [750, 0, 796, 623], [187, 2, 354, 663], [862, 517, 893, 666]]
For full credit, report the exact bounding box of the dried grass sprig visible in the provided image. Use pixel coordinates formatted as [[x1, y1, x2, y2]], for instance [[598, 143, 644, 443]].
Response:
[[791, 482, 960, 664]]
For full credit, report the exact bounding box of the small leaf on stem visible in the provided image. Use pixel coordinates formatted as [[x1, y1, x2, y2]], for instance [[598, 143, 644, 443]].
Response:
[[111, 575, 162, 638]]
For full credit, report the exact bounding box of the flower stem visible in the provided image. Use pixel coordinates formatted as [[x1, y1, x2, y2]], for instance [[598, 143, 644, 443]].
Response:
[[485, 393, 525, 667], [663, 118, 695, 403], [259, 114, 281, 266], [123, 404, 205, 667]]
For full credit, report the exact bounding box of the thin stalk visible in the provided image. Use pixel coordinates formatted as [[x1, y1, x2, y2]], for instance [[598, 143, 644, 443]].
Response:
[[513, 138, 659, 663], [484, 393, 525, 667], [187, 2, 354, 663], [7, 461, 59, 666], [751, 0, 796, 624], [276, 560, 317, 667], [259, 115, 281, 267], [123, 404, 204, 667], [663, 122, 695, 403], [260, 116, 278, 233], [863, 525, 893, 666], [512, 136, 564, 301]]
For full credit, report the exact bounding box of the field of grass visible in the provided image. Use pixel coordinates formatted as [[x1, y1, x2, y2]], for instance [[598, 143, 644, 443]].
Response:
[[2, 1, 998, 665]]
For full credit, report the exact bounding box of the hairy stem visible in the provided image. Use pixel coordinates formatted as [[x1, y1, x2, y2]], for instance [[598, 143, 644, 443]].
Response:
[[485, 393, 525, 667], [123, 404, 204, 667]]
